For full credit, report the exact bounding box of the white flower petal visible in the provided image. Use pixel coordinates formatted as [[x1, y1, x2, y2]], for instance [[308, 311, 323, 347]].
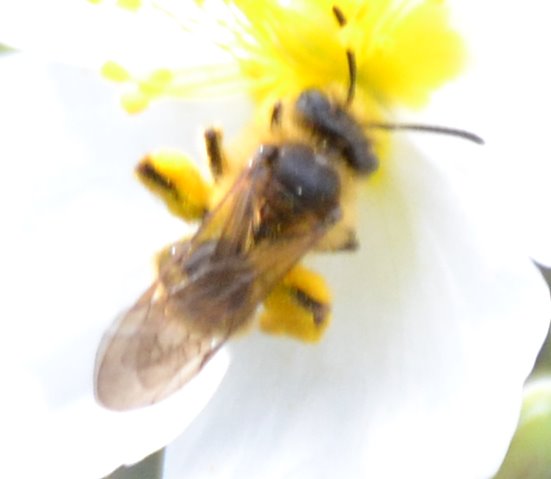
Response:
[[424, 0, 551, 265], [0, 55, 249, 478], [163, 137, 550, 478], [2, 1, 549, 474], [0, 0, 229, 71]]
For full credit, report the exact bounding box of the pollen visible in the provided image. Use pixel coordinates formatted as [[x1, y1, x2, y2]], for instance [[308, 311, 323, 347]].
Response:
[[101, 64, 177, 113], [120, 90, 150, 114], [138, 69, 174, 97], [101, 61, 131, 82], [136, 148, 212, 221], [117, 0, 142, 11], [260, 266, 332, 343], [93, 0, 464, 117]]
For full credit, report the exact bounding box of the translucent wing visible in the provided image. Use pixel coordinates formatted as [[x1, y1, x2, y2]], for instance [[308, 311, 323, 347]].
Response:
[[95, 283, 225, 410], [187, 158, 268, 258], [244, 207, 342, 301], [95, 155, 341, 410], [96, 162, 267, 410]]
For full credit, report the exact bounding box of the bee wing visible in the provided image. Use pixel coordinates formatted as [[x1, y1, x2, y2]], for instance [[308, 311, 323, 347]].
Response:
[[246, 209, 342, 301], [95, 163, 267, 411], [96, 157, 341, 410], [190, 160, 268, 257], [95, 283, 225, 410]]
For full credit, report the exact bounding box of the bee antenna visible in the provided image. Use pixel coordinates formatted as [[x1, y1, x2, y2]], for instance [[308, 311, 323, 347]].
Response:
[[365, 122, 485, 145], [332, 5, 356, 107], [270, 101, 283, 130], [345, 49, 356, 107], [332, 5, 347, 26]]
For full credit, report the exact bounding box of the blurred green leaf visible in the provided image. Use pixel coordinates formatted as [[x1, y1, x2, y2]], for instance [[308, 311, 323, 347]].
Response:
[[494, 380, 551, 479], [104, 449, 164, 479], [533, 327, 551, 377], [533, 266, 551, 376], [494, 265, 551, 478]]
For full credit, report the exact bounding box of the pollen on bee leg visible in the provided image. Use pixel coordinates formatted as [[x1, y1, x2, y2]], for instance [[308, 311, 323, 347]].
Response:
[[136, 149, 213, 222], [260, 266, 332, 343]]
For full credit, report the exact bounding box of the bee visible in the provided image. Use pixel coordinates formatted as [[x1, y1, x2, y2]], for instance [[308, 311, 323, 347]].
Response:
[[94, 87, 375, 410], [95, 6, 483, 411]]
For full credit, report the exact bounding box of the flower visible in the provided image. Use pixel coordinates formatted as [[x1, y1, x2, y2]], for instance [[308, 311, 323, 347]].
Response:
[[0, 53, 232, 479], [97, 0, 465, 114], [0, 1, 550, 478]]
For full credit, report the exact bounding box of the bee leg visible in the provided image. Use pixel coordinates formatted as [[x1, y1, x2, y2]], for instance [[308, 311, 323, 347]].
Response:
[[260, 265, 332, 343], [136, 150, 213, 222], [315, 226, 359, 252], [332, 229, 359, 251], [204, 128, 227, 181], [270, 101, 283, 130]]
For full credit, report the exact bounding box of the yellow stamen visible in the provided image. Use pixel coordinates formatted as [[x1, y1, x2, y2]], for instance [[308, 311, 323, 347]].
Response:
[[91, 0, 464, 117], [138, 69, 174, 97], [121, 90, 149, 114], [101, 61, 131, 83], [117, 0, 142, 11]]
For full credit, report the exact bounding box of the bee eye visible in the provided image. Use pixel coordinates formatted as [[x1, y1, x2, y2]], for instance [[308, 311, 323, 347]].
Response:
[[296, 89, 333, 117], [273, 144, 340, 214], [295, 89, 378, 174]]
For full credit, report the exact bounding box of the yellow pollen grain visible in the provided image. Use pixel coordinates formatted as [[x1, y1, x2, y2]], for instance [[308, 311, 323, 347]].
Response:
[[138, 69, 175, 97], [282, 266, 331, 305], [140, 149, 212, 221], [103, 0, 465, 133], [101, 61, 131, 82], [116, 0, 142, 11], [150, 69, 174, 85], [121, 91, 149, 114]]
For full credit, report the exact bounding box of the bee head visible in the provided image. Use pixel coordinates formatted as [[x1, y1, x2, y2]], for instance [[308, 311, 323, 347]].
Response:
[[294, 89, 378, 175]]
